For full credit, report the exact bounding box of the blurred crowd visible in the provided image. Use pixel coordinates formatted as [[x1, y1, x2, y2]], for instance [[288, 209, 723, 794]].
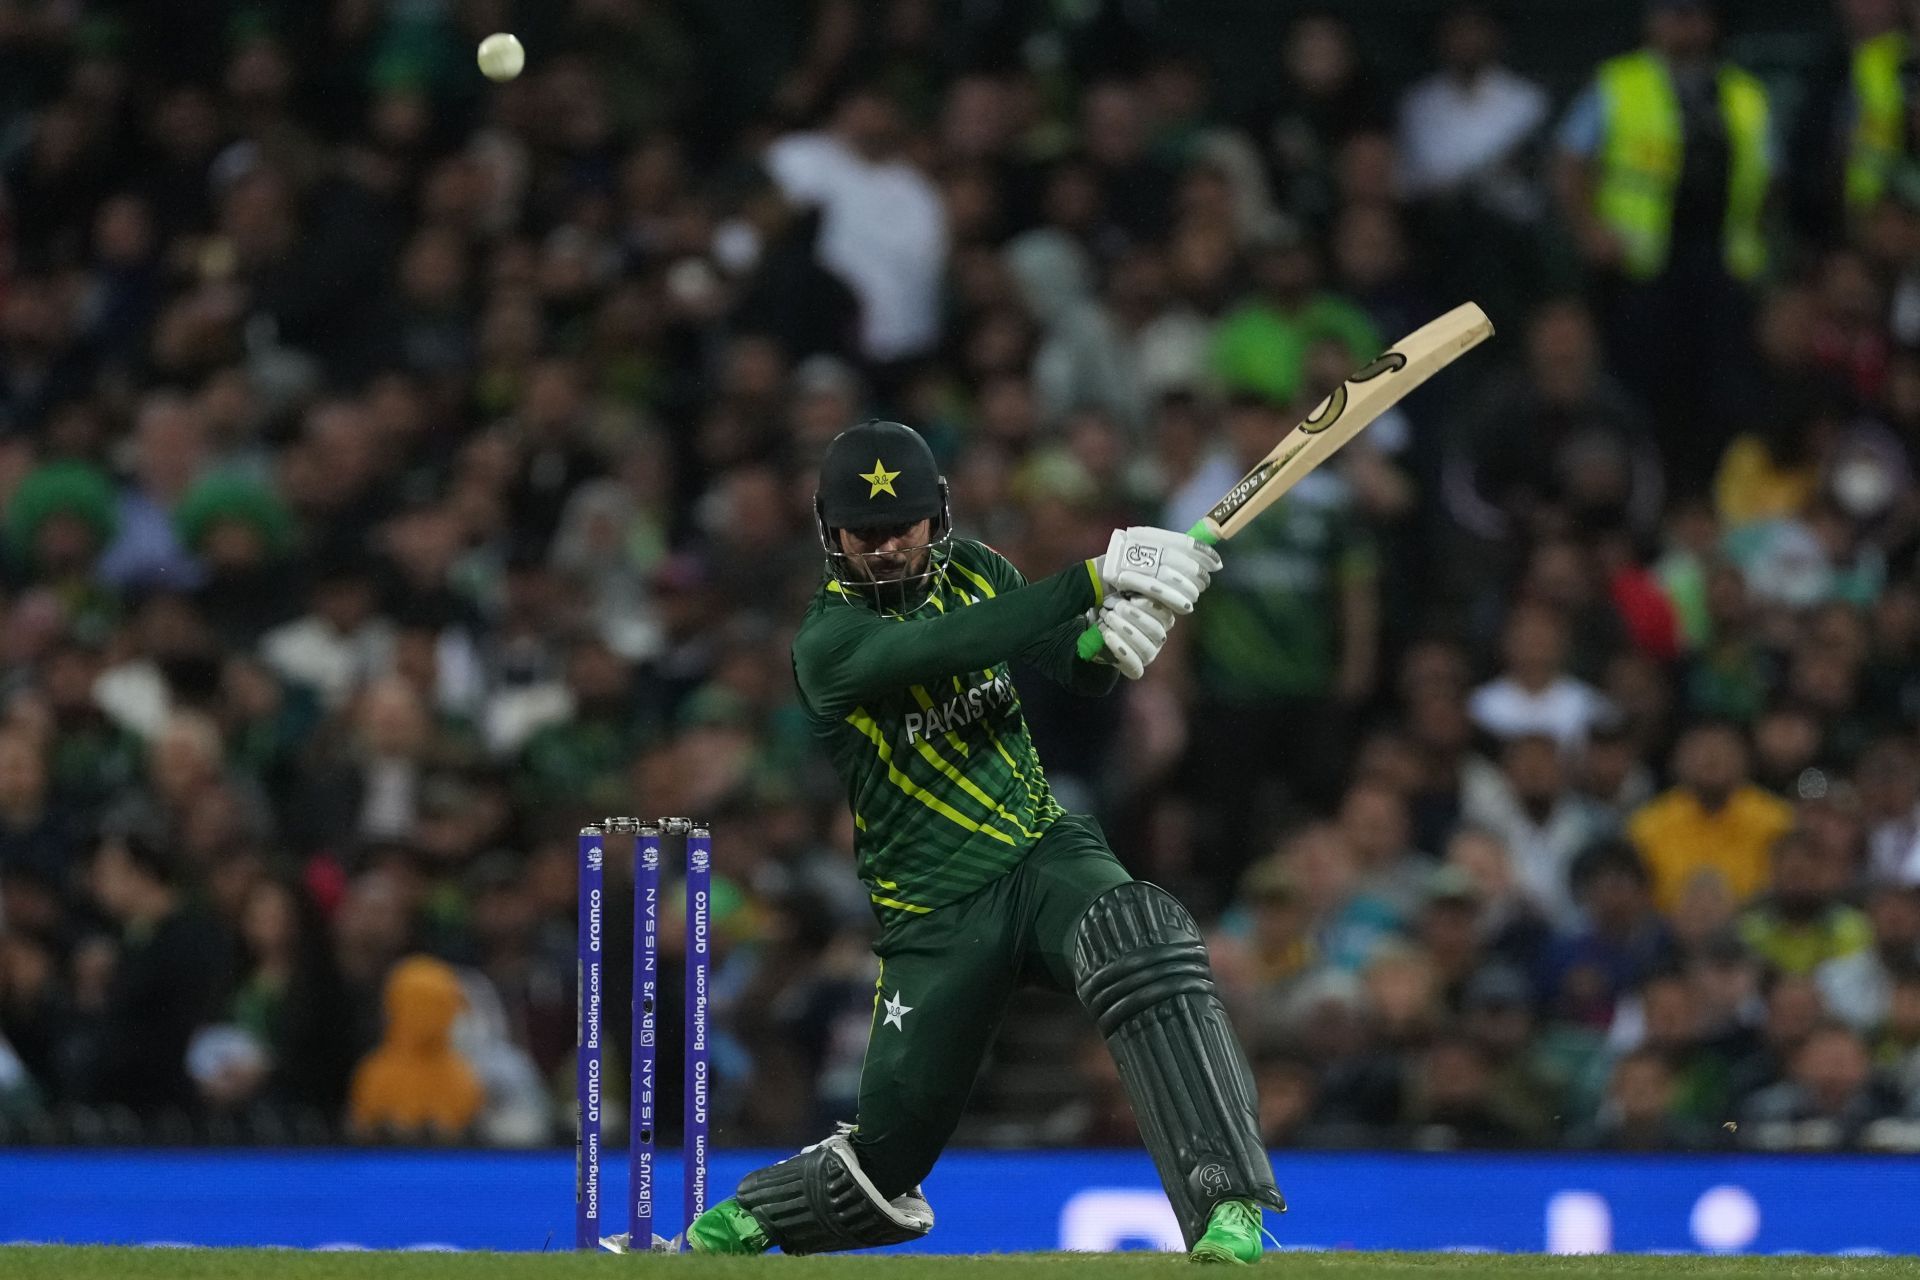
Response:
[[2, 0, 1920, 1154]]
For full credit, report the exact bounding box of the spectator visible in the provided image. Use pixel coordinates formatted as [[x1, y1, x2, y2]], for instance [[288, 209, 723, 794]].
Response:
[[1617, 970, 1738, 1125], [1556, 0, 1775, 495], [1253, 1050, 1326, 1148], [1751, 703, 1826, 797], [1573, 1047, 1713, 1149], [1739, 830, 1873, 976], [764, 82, 948, 370], [108, 709, 271, 860], [1415, 867, 1490, 1010], [1468, 601, 1614, 750], [1079, 79, 1179, 246], [1398, 4, 1548, 210], [1629, 721, 1795, 914], [1402, 1031, 1531, 1148], [1171, 393, 1378, 868], [1460, 964, 1563, 1134], [1284, 823, 1401, 975], [79, 834, 234, 1114], [1210, 235, 1378, 409], [0, 729, 78, 883], [1859, 736, 1920, 883], [1397, 3, 1550, 323], [515, 637, 647, 812], [260, 558, 396, 713], [1544, 839, 1677, 1027], [1462, 732, 1615, 928], [175, 471, 300, 649], [1578, 715, 1658, 820], [1740, 1020, 1904, 1148], [97, 393, 210, 591], [1724, 969, 1825, 1106], [1875, 971, 1920, 1102], [1247, 14, 1389, 233], [1337, 782, 1431, 921], [1714, 391, 1848, 529], [6, 462, 118, 618], [1443, 826, 1554, 978], [1818, 881, 1920, 1031], [1443, 303, 1658, 564], [1211, 856, 1317, 1045], [227, 878, 354, 1116], [1835, 0, 1915, 222]]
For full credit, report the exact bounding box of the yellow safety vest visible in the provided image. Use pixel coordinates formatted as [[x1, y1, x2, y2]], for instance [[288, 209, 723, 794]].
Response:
[[1595, 52, 1771, 282], [1847, 31, 1908, 213]]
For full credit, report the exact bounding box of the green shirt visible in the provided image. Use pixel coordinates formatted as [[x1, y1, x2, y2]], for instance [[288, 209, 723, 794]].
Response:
[[1192, 480, 1375, 701], [1211, 293, 1380, 407], [1738, 903, 1873, 977], [790, 539, 1111, 923]]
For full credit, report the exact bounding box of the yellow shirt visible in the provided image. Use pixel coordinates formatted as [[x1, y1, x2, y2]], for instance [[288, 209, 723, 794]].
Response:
[[1713, 436, 1818, 528], [1629, 785, 1794, 914]]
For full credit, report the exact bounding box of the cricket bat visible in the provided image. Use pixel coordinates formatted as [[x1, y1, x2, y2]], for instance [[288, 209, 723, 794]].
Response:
[[1077, 301, 1494, 660]]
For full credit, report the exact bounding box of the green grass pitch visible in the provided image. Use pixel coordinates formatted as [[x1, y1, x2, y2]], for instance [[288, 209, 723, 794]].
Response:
[[2, 1250, 1918, 1279]]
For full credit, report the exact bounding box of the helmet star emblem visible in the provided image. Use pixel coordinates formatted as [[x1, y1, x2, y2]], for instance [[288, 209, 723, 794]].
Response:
[[860, 458, 901, 499]]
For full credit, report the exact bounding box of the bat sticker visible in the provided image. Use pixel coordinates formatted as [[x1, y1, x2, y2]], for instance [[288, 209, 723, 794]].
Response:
[[1300, 350, 1409, 434], [1207, 440, 1305, 528]]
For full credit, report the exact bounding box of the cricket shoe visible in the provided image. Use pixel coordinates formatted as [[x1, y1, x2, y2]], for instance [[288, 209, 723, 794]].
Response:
[[1189, 1198, 1266, 1265], [687, 1197, 772, 1255]]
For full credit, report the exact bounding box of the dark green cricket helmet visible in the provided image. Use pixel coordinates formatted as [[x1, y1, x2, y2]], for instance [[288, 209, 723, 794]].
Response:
[[813, 420, 952, 612]]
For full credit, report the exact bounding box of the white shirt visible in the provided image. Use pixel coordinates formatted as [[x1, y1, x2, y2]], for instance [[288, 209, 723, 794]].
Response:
[[1461, 766, 1611, 929], [260, 615, 396, 711], [1398, 67, 1548, 207], [1816, 948, 1894, 1032], [765, 132, 948, 361], [1868, 804, 1920, 885], [1468, 675, 1612, 750]]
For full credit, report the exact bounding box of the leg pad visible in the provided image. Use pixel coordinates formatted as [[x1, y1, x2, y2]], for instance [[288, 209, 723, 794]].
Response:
[[1072, 881, 1285, 1247], [736, 1132, 934, 1255]]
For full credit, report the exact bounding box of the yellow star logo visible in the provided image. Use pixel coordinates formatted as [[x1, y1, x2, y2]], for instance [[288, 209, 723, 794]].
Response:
[[859, 458, 900, 499]]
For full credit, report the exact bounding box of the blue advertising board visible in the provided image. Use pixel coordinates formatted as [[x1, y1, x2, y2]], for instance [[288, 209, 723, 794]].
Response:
[[3, 1149, 1918, 1255]]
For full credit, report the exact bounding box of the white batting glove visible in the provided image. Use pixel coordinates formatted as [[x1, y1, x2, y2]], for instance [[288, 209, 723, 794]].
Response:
[[1090, 595, 1178, 680], [1095, 527, 1222, 615]]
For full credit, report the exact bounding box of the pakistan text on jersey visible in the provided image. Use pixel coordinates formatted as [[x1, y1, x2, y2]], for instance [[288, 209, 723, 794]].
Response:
[[903, 671, 1018, 743]]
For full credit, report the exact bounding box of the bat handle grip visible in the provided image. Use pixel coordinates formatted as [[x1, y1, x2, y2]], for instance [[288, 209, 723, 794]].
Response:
[[1073, 520, 1217, 664], [1074, 620, 1107, 662]]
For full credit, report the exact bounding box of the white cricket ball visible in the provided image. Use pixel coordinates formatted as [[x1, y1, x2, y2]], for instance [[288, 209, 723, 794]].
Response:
[[477, 33, 525, 83]]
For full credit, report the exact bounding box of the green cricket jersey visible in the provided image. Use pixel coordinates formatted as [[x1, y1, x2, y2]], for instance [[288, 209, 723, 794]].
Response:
[[791, 539, 1115, 923]]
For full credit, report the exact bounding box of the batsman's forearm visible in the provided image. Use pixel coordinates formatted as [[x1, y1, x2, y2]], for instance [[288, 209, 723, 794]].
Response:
[[1025, 617, 1123, 695], [826, 561, 1103, 701]]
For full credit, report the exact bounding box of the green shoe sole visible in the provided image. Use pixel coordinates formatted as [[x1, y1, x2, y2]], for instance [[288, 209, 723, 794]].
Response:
[[1189, 1239, 1250, 1265]]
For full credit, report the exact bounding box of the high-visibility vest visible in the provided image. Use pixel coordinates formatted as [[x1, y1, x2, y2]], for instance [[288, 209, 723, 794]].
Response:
[[1595, 51, 1771, 282], [1847, 31, 1908, 213]]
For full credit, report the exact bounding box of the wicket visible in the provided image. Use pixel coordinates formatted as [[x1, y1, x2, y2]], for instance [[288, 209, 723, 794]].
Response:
[[577, 817, 712, 1252]]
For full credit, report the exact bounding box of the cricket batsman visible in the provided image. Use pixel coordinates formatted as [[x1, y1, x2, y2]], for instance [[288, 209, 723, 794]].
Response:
[[687, 420, 1285, 1263]]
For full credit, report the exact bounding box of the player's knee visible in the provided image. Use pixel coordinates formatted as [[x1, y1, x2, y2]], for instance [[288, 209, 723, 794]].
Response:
[[1068, 880, 1217, 1033]]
